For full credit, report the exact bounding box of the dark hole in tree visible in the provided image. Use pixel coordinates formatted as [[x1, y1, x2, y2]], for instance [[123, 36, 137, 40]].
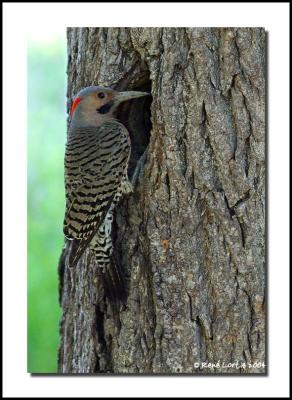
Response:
[[114, 74, 152, 179], [111, 72, 152, 288]]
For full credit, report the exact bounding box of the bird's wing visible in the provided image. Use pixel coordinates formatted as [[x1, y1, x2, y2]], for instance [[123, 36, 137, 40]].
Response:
[[63, 122, 130, 266]]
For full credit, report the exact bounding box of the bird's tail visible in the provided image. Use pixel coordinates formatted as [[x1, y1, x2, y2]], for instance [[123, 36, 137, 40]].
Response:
[[90, 209, 127, 303], [68, 238, 127, 303], [101, 258, 127, 303]]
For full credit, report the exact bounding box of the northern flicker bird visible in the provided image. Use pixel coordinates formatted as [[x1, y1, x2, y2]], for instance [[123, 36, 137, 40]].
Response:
[[63, 85, 149, 299]]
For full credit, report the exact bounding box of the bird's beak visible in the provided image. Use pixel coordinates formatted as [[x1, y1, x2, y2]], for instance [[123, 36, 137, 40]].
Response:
[[114, 91, 149, 104]]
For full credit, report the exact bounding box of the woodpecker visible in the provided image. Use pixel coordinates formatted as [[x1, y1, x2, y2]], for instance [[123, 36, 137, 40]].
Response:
[[63, 85, 148, 299]]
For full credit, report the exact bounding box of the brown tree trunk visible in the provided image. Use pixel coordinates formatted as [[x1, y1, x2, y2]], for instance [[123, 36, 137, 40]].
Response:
[[58, 27, 265, 374]]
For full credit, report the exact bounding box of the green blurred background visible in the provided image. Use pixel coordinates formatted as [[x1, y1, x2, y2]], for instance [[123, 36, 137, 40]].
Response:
[[28, 33, 66, 373]]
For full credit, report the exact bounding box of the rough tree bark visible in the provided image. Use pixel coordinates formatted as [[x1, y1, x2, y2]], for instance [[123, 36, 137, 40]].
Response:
[[58, 27, 265, 374]]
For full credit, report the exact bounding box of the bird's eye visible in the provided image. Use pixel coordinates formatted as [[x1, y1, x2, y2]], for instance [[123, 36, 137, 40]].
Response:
[[98, 92, 106, 99]]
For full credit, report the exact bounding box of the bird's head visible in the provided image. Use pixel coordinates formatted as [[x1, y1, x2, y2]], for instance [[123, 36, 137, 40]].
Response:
[[69, 85, 149, 128]]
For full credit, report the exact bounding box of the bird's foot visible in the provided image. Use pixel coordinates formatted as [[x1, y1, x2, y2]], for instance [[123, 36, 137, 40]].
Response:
[[121, 176, 133, 195]]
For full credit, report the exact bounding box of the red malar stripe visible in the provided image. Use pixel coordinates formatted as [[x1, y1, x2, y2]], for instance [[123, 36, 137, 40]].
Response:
[[70, 97, 82, 117]]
